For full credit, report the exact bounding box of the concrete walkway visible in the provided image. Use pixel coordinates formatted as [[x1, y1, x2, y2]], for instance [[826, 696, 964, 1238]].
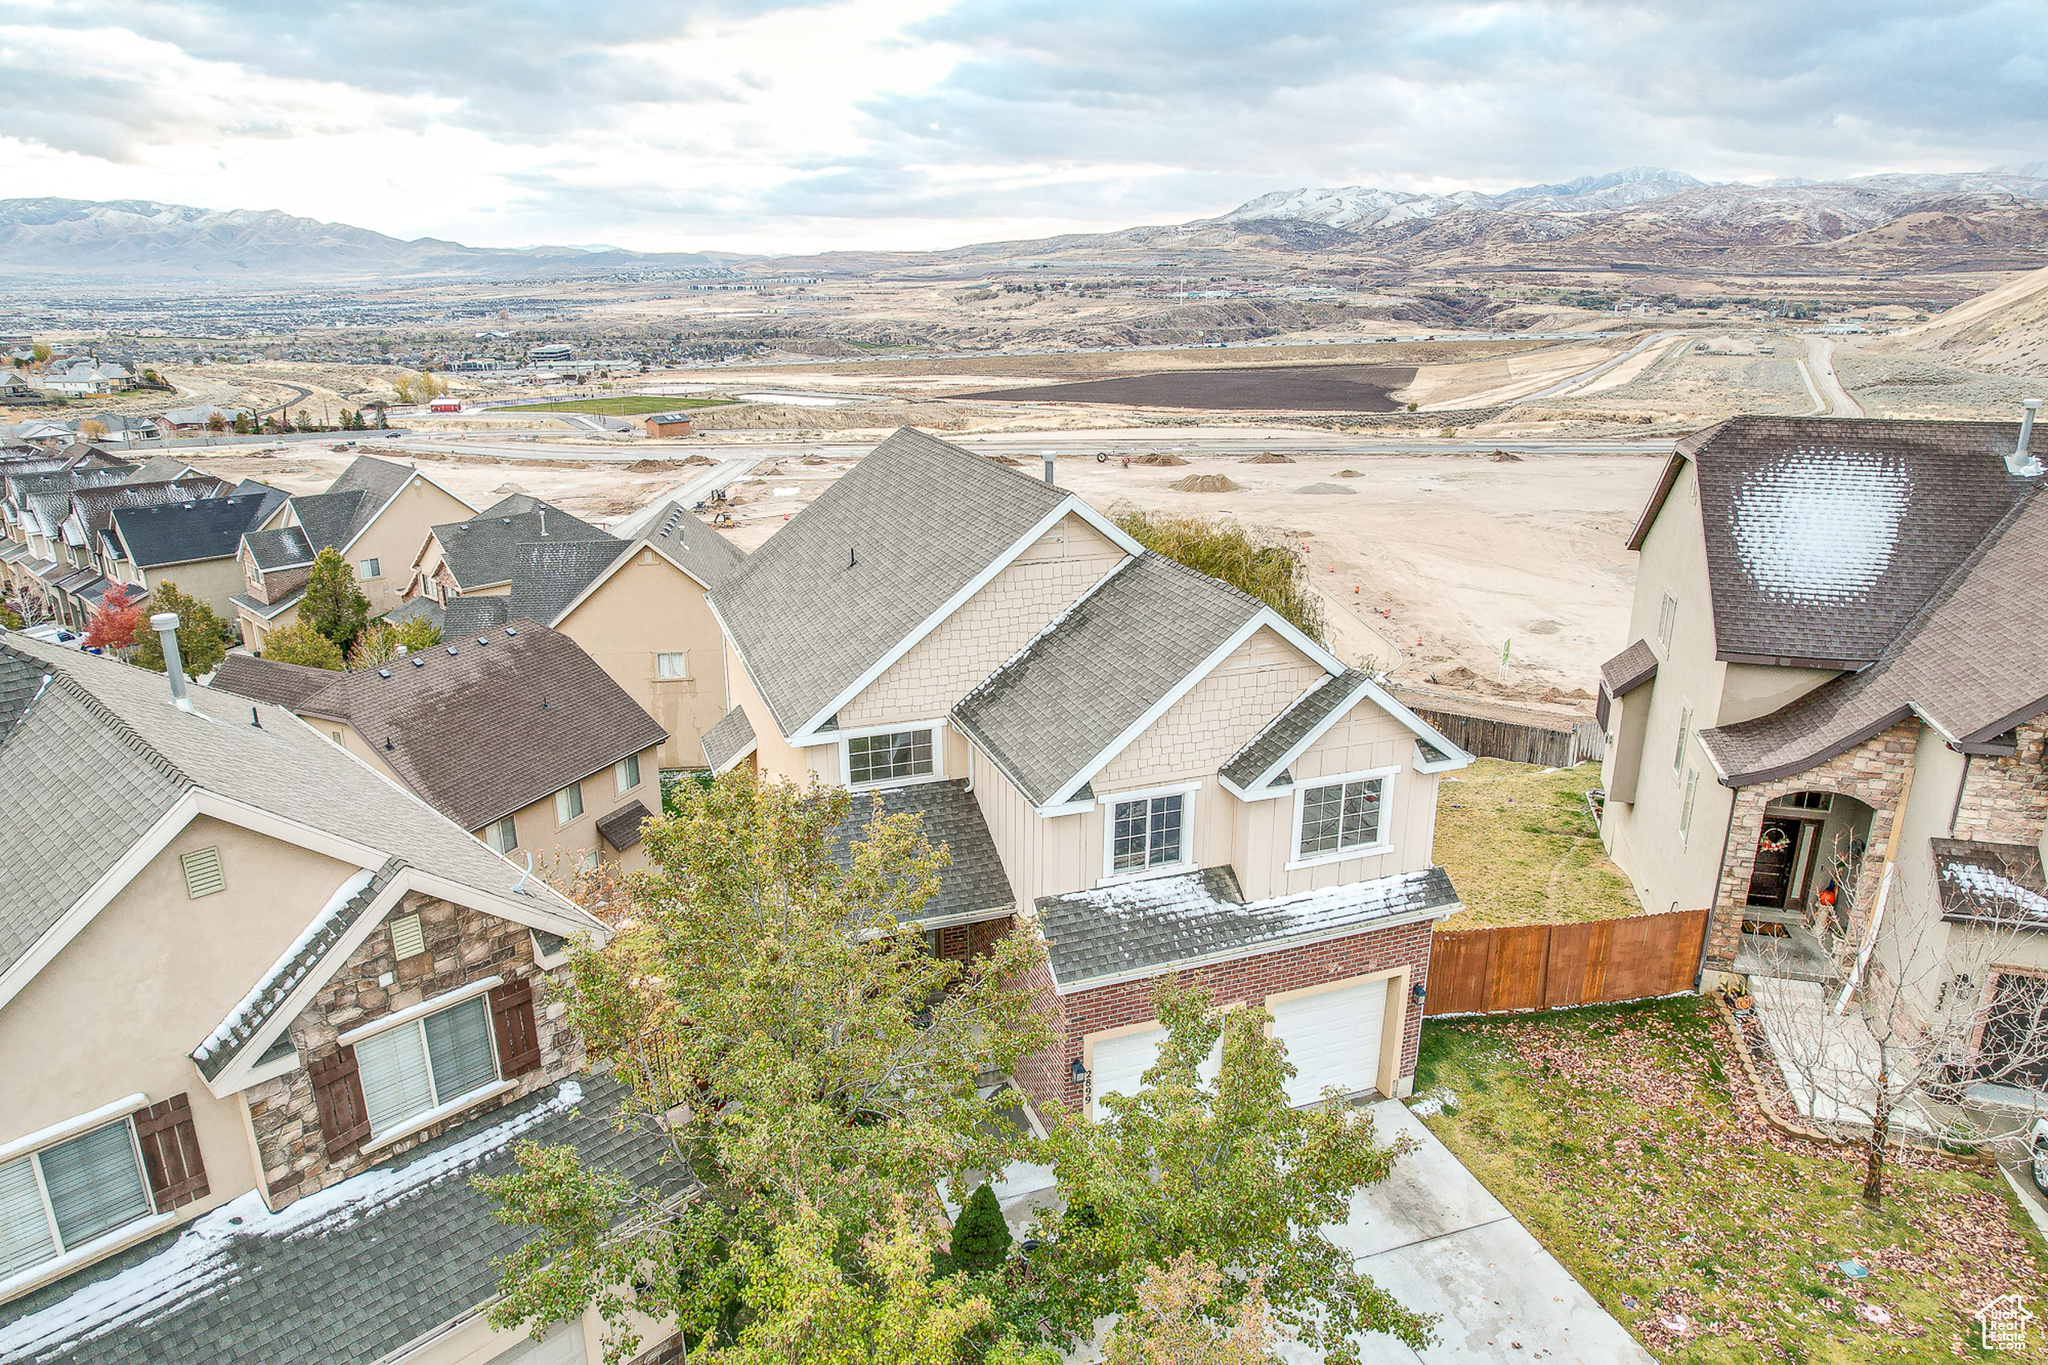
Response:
[[1298, 1100, 1652, 1364]]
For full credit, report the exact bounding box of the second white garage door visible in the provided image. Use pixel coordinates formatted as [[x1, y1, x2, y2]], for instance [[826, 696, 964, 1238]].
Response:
[[1269, 977, 1390, 1106], [1089, 1025, 1225, 1117]]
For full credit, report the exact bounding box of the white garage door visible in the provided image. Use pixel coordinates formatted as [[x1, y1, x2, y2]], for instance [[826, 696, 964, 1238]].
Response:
[[1269, 978, 1389, 1106], [1089, 1025, 1224, 1115]]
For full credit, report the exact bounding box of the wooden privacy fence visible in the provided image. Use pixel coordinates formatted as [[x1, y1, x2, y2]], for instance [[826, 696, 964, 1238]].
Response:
[[1409, 707, 1605, 768], [1424, 908, 1711, 1016]]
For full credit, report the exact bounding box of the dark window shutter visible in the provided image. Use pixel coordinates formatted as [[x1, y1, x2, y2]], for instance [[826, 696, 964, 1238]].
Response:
[[133, 1093, 210, 1211], [490, 978, 543, 1078], [310, 1046, 372, 1159]]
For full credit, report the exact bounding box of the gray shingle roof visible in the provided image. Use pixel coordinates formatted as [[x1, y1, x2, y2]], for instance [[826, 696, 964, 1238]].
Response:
[[508, 539, 628, 624], [1644, 416, 2035, 667], [1220, 669, 1372, 791], [432, 501, 616, 591], [242, 525, 315, 570], [228, 587, 304, 621], [0, 634, 593, 983], [1699, 487, 2048, 784], [1600, 639, 1658, 697], [0, 1073, 684, 1365], [284, 455, 420, 553], [209, 620, 668, 831], [66, 479, 231, 536], [1931, 838, 2048, 929], [283, 488, 368, 552], [953, 551, 1265, 807], [701, 704, 756, 770], [710, 428, 1070, 736], [828, 780, 1015, 921], [211, 652, 341, 710], [111, 490, 285, 568], [645, 500, 747, 590], [596, 799, 654, 851], [1039, 863, 1460, 989], [443, 595, 512, 634]]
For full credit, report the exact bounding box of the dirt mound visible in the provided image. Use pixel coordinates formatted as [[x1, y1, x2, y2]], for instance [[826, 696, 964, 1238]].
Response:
[[1293, 482, 1357, 495], [1335, 469, 1364, 477], [492, 481, 531, 496], [1489, 449, 1523, 462], [985, 453, 1024, 466], [1168, 473, 1241, 492], [683, 454, 716, 466], [1130, 452, 1188, 466], [1242, 451, 1296, 463], [627, 459, 684, 473]]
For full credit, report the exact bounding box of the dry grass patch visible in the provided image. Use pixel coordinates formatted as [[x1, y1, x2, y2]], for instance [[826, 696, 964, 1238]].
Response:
[[1434, 758, 1637, 927]]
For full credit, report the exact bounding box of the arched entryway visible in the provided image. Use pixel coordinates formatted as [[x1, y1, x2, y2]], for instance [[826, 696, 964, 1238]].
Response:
[[1744, 790, 1874, 939]]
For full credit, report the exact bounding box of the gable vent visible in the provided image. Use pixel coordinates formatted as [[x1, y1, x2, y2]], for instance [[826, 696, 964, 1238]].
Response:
[[180, 847, 225, 899], [388, 913, 427, 961]]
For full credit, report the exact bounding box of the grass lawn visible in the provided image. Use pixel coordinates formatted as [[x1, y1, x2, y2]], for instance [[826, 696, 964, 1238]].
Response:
[[1434, 757, 1640, 928], [499, 396, 735, 415], [1414, 998, 2048, 1362]]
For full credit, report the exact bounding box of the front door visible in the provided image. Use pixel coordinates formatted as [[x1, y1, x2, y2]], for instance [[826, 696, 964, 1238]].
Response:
[[1745, 818, 1803, 908]]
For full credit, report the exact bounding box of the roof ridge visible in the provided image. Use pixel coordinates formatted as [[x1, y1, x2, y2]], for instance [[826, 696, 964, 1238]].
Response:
[[0, 643, 196, 788]]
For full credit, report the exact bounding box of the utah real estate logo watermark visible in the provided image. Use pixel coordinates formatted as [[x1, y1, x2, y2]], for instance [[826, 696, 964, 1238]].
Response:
[[1973, 1294, 2036, 1351]]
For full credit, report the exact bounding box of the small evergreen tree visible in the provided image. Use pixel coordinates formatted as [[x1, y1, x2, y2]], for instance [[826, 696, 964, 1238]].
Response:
[[263, 620, 345, 670], [947, 1181, 1012, 1276], [130, 584, 230, 676], [301, 547, 370, 655]]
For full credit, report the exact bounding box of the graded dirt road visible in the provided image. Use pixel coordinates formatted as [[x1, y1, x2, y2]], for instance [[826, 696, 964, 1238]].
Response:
[[962, 363, 1417, 411]]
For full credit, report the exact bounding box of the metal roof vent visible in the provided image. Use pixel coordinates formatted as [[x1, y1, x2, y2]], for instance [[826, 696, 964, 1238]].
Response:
[[504, 626, 517, 636], [476, 636, 489, 646], [2011, 398, 2043, 477], [411, 656, 425, 667], [446, 645, 459, 656], [377, 668, 391, 679]]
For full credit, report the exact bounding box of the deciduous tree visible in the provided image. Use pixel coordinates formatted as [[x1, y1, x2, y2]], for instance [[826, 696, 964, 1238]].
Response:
[[82, 583, 141, 650], [1103, 1256, 1284, 1365], [130, 584, 230, 676], [263, 620, 345, 670], [1112, 513, 1329, 650]]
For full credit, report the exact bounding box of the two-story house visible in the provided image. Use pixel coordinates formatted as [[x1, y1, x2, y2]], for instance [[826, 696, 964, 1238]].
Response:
[[704, 428, 1470, 1120], [211, 620, 669, 872], [0, 630, 681, 1364], [103, 484, 291, 621], [1596, 412, 2048, 1083], [233, 455, 475, 650], [400, 495, 744, 780]]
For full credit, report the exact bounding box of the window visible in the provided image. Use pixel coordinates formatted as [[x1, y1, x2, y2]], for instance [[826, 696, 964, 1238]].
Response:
[[485, 816, 519, 854], [615, 753, 641, 794], [554, 783, 583, 825], [1657, 594, 1678, 652], [353, 996, 499, 1137], [1297, 774, 1389, 860], [655, 652, 687, 680], [1112, 794, 1185, 874], [1679, 768, 1698, 839], [846, 729, 933, 786], [1781, 791, 1833, 811], [1673, 706, 1691, 775], [358, 558, 381, 579], [0, 1120, 153, 1277]]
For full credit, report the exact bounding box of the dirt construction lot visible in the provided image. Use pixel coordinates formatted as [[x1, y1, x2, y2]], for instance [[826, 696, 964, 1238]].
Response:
[[963, 363, 1418, 411]]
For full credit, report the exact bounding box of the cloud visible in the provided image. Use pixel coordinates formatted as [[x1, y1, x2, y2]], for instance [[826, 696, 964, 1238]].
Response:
[[0, 0, 2041, 252]]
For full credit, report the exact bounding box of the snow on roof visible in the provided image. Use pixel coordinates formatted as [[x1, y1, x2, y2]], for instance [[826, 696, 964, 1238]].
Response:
[[191, 866, 379, 1068], [1730, 450, 1912, 604], [1939, 858, 2048, 925]]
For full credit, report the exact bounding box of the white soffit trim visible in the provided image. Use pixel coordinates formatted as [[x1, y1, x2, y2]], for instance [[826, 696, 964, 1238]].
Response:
[[790, 495, 1132, 745], [1238, 672, 1374, 793]]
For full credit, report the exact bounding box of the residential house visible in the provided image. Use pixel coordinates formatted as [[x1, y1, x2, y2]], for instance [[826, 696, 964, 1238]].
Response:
[[0, 632, 681, 1363], [152, 404, 233, 440], [0, 372, 36, 402], [401, 495, 744, 778], [105, 485, 289, 621], [706, 428, 1471, 1119], [233, 455, 475, 649], [43, 477, 232, 627], [1596, 414, 2048, 1083], [211, 620, 668, 871], [69, 413, 158, 446]]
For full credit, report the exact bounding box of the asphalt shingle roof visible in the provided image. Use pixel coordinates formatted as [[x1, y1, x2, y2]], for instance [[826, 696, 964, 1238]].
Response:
[[64, 479, 230, 539], [645, 500, 747, 590], [1220, 669, 1372, 790], [508, 539, 628, 624], [1643, 416, 2034, 666], [701, 705, 756, 770], [209, 620, 668, 831], [1699, 487, 2048, 785], [431, 500, 616, 591], [1600, 639, 1659, 697], [952, 551, 1266, 807], [710, 427, 1070, 737], [596, 799, 653, 851], [1931, 838, 2048, 929], [1039, 863, 1460, 989], [443, 595, 512, 634], [111, 490, 286, 568], [242, 525, 315, 570], [828, 779, 1015, 921], [283, 455, 420, 553], [0, 1072, 685, 1365]]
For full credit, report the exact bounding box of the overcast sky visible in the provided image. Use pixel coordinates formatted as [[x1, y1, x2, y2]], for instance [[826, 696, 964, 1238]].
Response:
[[2, 0, 2041, 254]]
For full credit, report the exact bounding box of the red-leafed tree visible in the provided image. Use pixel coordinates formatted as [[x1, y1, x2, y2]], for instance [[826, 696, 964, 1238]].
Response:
[[83, 583, 142, 650]]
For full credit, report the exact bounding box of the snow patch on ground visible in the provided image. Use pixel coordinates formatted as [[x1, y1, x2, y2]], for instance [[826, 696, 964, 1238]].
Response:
[[1408, 1086, 1461, 1118]]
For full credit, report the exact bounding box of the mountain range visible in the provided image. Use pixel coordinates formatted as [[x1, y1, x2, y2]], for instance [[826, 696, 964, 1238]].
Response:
[[3, 166, 2046, 281]]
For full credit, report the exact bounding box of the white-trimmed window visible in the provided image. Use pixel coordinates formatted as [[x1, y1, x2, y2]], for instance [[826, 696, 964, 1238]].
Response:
[[845, 728, 935, 787], [1109, 791, 1189, 876], [1657, 594, 1678, 652], [615, 753, 641, 794], [0, 1120, 154, 1278], [1673, 706, 1691, 775], [485, 816, 519, 854], [1679, 768, 1699, 840], [554, 782, 583, 825], [655, 652, 688, 679], [354, 995, 501, 1138], [1293, 769, 1394, 863], [359, 557, 382, 579]]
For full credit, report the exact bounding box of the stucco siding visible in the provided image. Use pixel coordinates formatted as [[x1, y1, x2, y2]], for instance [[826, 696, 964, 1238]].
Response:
[[556, 550, 724, 773], [346, 477, 474, 617]]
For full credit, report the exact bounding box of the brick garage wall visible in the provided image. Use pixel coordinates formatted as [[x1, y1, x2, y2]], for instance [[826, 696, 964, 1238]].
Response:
[[1015, 919, 1433, 1116], [933, 914, 1014, 962], [1952, 719, 2048, 845], [1707, 720, 1918, 969], [244, 892, 582, 1207]]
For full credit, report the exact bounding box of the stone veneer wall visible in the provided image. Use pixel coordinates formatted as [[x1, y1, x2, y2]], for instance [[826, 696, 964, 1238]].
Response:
[[244, 892, 582, 1207], [1952, 720, 2048, 845], [1707, 720, 1918, 969], [1015, 919, 1433, 1117]]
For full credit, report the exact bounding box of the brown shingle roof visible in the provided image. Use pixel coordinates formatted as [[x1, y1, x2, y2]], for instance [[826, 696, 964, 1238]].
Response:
[[1699, 487, 2048, 785], [1600, 639, 1658, 697], [209, 621, 667, 830], [595, 799, 653, 851]]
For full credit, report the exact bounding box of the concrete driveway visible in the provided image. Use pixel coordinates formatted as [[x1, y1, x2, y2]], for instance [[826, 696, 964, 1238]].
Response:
[[1294, 1099, 1653, 1365]]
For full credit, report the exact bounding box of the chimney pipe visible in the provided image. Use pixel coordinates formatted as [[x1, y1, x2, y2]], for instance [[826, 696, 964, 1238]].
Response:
[[2013, 398, 2043, 477], [149, 611, 193, 712], [1041, 453, 1055, 485]]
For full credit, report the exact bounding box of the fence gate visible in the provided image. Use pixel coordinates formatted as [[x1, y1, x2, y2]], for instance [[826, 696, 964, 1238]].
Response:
[[1424, 908, 1711, 1016]]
